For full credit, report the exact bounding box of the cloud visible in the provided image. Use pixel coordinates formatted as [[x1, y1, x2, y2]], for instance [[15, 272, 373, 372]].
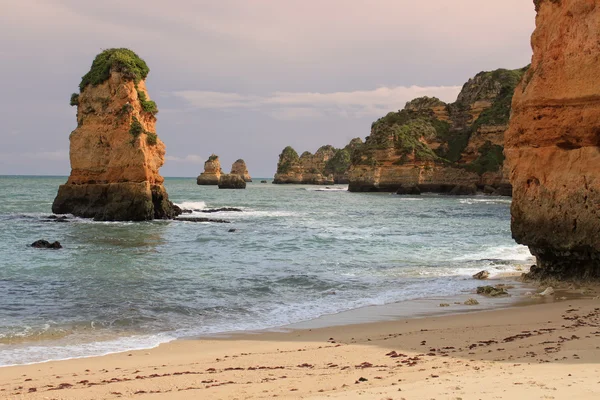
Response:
[[172, 85, 462, 119], [165, 154, 205, 164]]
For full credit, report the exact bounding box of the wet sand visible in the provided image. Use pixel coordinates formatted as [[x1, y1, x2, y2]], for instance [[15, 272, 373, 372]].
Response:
[[1, 287, 599, 399]]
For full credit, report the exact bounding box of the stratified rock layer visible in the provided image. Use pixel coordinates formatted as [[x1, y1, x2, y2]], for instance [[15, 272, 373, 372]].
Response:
[[197, 155, 222, 185], [505, 0, 600, 279], [52, 49, 179, 221], [230, 159, 252, 182], [346, 68, 526, 194]]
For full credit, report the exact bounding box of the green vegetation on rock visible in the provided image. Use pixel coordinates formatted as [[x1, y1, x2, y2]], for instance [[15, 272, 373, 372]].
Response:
[[146, 132, 158, 146], [208, 154, 219, 162], [79, 48, 150, 91], [70, 93, 79, 106], [129, 116, 143, 137], [137, 89, 158, 115], [277, 146, 299, 174], [465, 141, 505, 175], [325, 149, 351, 175], [470, 67, 528, 130]]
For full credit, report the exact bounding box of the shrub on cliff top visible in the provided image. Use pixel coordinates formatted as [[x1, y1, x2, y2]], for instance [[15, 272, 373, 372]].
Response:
[[79, 48, 150, 91], [208, 154, 219, 162], [277, 146, 299, 174], [325, 149, 351, 175]]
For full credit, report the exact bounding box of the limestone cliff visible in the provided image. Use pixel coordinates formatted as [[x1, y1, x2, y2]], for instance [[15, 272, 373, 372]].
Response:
[[505, 0, 600, 279], [230, 159, 252, 182], [52, 48, 180, 221], [273, 145, 353, 184], [347, 67, 527, 194], [196, 155, 222, 185]]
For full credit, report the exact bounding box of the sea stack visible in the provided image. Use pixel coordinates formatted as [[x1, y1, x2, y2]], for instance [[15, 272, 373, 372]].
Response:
[[505, 0, 600, 279], [52, 48, 180, 221], [230, 159, 252, 182], [196, 155, 222, 185]]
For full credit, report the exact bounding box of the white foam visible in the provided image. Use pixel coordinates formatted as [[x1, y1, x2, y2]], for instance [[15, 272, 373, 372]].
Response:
[[459, 198, 512, 205], [452, 244, 533, 262], [176, 201, 207, 210], [0, 333, 175, 368]]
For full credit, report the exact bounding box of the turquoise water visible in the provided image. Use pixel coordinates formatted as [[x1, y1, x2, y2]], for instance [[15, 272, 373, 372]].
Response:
[[0, 176, 532, 366]]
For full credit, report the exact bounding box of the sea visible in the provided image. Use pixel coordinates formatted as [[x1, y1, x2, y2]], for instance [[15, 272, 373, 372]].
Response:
[[0, 175, 534, 367]]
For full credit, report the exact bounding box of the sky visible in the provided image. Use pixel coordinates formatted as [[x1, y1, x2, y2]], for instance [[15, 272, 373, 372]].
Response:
[[0, 0, 536, 178]]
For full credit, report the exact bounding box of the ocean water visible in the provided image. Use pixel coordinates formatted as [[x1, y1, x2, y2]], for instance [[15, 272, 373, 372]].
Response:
[[0, 176, 533, 366]]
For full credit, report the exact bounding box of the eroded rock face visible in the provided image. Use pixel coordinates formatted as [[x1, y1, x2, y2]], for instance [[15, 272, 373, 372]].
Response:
[[52, 48, 180, 221], [347, 68, 526, 194], [218, 174, 246, 189], [230, 159, 252, 182], [197, 155, 222, 185], [505, 0, 600, 280]]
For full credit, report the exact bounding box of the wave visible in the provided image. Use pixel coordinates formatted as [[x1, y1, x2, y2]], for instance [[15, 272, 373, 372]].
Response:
[[175, 201, 207, 210], [459, 198, 512, 205], [452, 244, 533, 263]]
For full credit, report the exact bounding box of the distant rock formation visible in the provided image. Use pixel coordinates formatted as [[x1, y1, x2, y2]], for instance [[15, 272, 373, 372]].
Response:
[[197, 155, 222, 185], [230, 159, 252, 182], [273, 144, 356, 184], [218, 174, 246, 189], [346, 67, 527, 194], [52, 48, 180, 221], [505, 0, 600, 280]]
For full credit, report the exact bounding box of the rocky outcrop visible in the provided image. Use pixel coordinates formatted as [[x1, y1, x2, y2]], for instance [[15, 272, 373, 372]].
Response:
[[52, 48, 180, 221], [505, 0, 600, 280], [230, 159, 252, 182], [273, 143, 358, 184], [218, 174, 246, 189], [197, 155, 222, 185], [347, 67, 527, 194]]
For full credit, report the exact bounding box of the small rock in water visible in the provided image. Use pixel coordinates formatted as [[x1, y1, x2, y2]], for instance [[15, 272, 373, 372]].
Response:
[[31, 240, 62, 249], [476, 285, 509, 297], [439, 303, 450, 307], [472, 270, 490, 280], [261, 180, 268, 183], [464, 298, 479, 306], [539, 287, 555, 296], [228, 229, 237, 233]]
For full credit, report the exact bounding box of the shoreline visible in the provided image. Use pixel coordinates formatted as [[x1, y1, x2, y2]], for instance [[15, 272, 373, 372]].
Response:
[[0, 274, 534, 368], [2, 284, 599, 399]]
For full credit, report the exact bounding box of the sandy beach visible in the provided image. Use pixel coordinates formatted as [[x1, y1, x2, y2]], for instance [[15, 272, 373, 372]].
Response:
[[1, 292, 599, 400]]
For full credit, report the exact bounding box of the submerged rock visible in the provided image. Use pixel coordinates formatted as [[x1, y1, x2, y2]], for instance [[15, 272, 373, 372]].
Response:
[[218, 174, 246, 189], [175, 217, 230, 224], [31, 240, 62, 249], [201, 207, 243, 213], [52, 48, 180, 221], [476, 286, 509, 297], [473, 270, 490, 280], [464, 298, 479, 305], [505, 0, 600, 280]]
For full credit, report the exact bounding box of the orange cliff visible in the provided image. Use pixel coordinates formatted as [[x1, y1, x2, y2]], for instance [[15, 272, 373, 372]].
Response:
[[52, 49, 180, 221], [505, 0, 600, 279]]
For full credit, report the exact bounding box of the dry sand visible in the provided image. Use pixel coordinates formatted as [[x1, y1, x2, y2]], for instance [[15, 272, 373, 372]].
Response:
[[1, 296, 599, 399]]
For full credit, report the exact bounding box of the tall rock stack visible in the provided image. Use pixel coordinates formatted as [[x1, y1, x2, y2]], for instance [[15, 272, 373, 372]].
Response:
[[230, 159, 252, 182], [52, 48, 180, 221], [196, 155, 222, 185], [505, 0, 600, 279]]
